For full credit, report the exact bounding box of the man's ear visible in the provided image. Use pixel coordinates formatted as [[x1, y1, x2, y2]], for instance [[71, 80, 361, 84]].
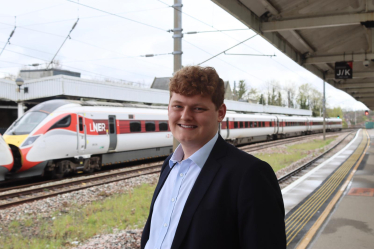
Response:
[[217, 103, 226, 122]]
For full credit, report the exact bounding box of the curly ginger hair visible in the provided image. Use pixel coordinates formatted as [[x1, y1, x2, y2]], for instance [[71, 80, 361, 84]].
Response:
[[169, 66, 225, 110]]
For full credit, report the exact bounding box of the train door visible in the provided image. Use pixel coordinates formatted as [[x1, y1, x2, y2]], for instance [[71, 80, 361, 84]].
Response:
[[76, 114, 86, 152], [281, 119, 284, 133], [273, 118, 277, 134], [108, 115, 117, 151]]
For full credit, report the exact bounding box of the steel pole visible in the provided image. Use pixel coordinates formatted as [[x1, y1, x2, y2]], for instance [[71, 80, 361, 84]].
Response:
[[323, 72, 326, 141], [172, 0, 183, 151]]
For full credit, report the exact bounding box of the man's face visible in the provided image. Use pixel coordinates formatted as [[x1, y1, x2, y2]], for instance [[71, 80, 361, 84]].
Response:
[[168, 92, 226, 150]]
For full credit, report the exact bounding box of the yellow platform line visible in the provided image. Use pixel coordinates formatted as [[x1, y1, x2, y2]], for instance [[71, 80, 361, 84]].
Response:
[[286, 160, 353, 231], [286, 162, 359, 244], [284, 144, 359, 227], [284, 130, 369, 245], [286, 131, 368, 244], [285, 141, 361, 233], [285, 150, 360, 233], [295, 130, 370, 249]]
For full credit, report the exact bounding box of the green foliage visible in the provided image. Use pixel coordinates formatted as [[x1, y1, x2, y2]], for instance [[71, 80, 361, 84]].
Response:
[[254, 137, 337, 172], [0, 183, 156, 249], [297, 83, 311, 110], [237, 80, 247, 100], [326, 107, 343, 119], [259, 94, 266, 105]]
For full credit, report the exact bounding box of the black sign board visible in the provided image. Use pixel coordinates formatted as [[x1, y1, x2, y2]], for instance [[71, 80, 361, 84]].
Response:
[[335, 61, 353, 79]]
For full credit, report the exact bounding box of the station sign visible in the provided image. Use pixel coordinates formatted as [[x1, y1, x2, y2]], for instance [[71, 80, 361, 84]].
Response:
[[335, 61, 353, 79]]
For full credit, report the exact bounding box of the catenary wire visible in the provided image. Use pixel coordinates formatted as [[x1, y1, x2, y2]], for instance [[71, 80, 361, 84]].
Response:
[[1, 49, 149, 84], [156, 0, 311, 82], [66, 0, 168, 32], [197, 34, 258, 65], [21, 7, 169, 27], [183, 39, 266, 83]]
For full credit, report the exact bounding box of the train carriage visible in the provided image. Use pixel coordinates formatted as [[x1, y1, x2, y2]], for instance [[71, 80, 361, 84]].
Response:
[[2, 100, 173, 180], [221, 113, 277, 145], [274, 116, 308, 138]]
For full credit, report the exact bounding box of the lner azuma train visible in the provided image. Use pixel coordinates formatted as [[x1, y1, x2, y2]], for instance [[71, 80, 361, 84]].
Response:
[[1, 100, 342, 181]]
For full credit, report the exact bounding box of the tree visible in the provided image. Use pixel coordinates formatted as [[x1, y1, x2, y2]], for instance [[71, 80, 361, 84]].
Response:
[[284, 83, 296, 108], [237, 80, 247, 100], [310, 89, 323, 117], [246, 88, 260, 102], [259, 94, 266, 105], [297, 83, 311, 110], [275, 91, 283, 106], [266, 80, 280, 106]]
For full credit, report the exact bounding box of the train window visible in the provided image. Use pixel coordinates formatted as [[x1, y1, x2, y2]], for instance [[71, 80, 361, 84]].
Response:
[[254, 122, 257, 127], [245, 122, 248, 128], [159, 122, 168, 131], [249, 122, 253, 127], [262, 122, 265, 127], [145, 121, 155, 132], [109, 117, 116, 134], [79, 117, 83, 131], [234, 122, 238, 128], [269, 121, 272, 127], [49, 115, 71, 130], [130, 121, 141, 132], [240, 122, 243, 128]]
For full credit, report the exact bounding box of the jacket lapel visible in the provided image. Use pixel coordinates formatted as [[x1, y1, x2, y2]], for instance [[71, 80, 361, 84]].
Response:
[[171, 135, 229, 249]]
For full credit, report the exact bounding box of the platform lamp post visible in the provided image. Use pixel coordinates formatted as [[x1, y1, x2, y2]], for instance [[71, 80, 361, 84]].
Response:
[[323, 71, 327, 141], [172, 0, 182, 151], [15, 77, 27, 118]]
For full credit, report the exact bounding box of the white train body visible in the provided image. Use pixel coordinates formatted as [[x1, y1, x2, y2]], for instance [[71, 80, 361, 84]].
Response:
[[1, 100, 342, 180]]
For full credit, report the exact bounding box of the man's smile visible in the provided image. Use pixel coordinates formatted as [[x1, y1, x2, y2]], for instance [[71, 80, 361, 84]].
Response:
[[178, 124, 198, 129]]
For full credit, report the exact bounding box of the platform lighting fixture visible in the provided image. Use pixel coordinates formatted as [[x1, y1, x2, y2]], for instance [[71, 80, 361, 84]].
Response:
[[15, 78, 28, 93], [365, 110, 369, 116]]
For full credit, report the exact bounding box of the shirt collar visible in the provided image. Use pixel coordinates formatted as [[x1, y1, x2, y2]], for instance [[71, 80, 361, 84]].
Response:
[[169, 133, 218, 169]]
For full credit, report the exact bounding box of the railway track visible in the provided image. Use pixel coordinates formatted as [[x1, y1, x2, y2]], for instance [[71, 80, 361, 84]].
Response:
[[239, 129, 353, 153], [0, 163, 162, 209], [277, 130, 355, 184], [0, 130, 354, 210]]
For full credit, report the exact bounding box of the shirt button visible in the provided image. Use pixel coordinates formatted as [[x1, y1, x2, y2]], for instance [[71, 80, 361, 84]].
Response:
[[172, 198, 175, 202], [164, 223, 168, 227], [180, 173, 183, 177]]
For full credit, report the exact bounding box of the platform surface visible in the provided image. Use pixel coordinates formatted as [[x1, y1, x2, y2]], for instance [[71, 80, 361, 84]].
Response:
[[309, 129, 374, 249]]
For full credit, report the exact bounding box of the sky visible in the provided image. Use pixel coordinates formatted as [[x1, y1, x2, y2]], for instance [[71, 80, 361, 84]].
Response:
[[0, 0, 368, 111]]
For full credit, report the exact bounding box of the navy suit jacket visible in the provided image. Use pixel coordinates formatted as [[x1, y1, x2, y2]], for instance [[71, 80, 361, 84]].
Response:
[[141, 135, 286, 249]]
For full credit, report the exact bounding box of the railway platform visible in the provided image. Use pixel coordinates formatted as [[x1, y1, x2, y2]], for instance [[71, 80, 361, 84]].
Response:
[[282, 129, 373, 249]]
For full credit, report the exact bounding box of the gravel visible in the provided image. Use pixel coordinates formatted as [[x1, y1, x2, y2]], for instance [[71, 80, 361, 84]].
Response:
[[73, 229, 142, 249], [0, 173, 159, 226]]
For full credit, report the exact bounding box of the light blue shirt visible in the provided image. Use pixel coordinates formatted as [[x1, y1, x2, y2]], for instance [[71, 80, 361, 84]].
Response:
[[145, 133, 219, 249]]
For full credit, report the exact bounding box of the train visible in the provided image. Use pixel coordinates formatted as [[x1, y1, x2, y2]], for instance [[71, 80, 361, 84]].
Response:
[[0, 99, 342, 181]]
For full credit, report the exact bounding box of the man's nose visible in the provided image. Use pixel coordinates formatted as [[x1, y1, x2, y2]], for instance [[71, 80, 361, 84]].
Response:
[[181, 108, 193, 120]]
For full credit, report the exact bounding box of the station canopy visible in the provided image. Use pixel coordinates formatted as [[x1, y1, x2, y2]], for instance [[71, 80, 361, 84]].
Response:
[[213, 0, 374, 110]]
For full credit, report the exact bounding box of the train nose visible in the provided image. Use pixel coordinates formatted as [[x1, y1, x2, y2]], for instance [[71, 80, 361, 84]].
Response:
[[0, 136, 15, 181], [3, 135, 28, 174]]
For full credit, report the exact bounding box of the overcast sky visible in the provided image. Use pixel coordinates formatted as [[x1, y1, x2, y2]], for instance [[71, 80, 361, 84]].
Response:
[[0, 0, 368, 111]]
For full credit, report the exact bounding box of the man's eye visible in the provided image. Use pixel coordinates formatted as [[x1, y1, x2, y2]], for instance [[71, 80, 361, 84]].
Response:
[[195, 107, 205, 111], [173, 105, 182, 108]]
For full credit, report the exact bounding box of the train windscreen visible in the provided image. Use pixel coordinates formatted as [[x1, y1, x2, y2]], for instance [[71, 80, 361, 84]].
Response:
[[5, 112, 48, 135]]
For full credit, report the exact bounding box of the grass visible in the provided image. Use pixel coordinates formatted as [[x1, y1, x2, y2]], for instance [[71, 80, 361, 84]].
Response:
[[0, 183, 156, 249], [254, 137, 337, 172]]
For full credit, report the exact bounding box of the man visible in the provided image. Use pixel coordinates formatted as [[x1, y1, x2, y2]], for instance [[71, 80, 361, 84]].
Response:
[[141, 66, 286, 249]]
